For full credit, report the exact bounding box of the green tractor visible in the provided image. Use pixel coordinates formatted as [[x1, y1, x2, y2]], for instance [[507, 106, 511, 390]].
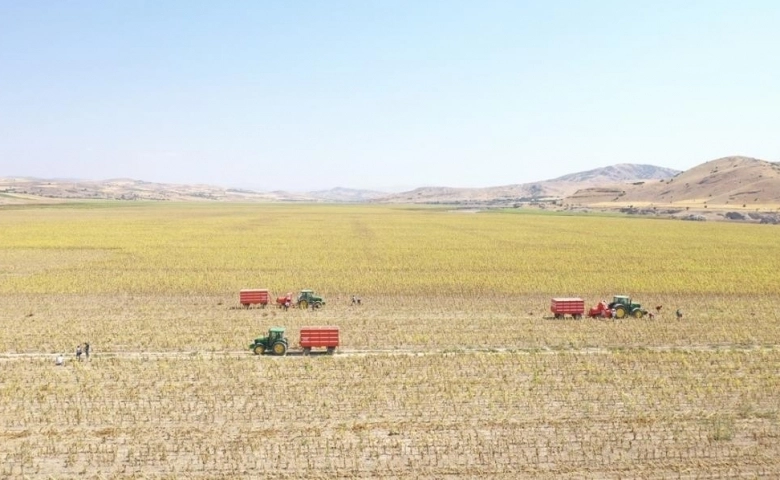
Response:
[[297, 289, 325, 309], [249, 327, 289, 355], [608, 295, 647, 319]]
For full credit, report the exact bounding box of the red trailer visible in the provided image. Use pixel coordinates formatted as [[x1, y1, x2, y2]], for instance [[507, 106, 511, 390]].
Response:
[[550, 297, 585, 319], [300, 326, 339, 355], [240, 289, 269, 308]]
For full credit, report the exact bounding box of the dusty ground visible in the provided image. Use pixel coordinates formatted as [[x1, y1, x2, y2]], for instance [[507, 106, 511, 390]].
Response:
[[1, 294, 778, 479]]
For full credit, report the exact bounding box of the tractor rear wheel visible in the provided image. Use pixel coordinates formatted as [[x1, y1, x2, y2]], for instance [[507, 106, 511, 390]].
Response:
[[299, 300, 309, 309], [632, 309, 644, 319], [253, 345, 265, 355], [614, 306, 627, 318], [272, 342, 287, 356]]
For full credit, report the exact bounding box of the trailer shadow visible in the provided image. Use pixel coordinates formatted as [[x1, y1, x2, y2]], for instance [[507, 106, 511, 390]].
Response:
[[253, 350, 336, 357]]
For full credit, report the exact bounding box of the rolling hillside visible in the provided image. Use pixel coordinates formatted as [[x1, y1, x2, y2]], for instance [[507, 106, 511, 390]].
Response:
[[4, 159, 778, 221], [376, 164, 679, 204], [0, 178, 386, 204], [566, 156, 780, 209]]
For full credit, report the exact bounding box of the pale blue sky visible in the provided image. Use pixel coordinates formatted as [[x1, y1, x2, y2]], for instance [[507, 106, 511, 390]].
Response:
[[1, 1, 778, 191]]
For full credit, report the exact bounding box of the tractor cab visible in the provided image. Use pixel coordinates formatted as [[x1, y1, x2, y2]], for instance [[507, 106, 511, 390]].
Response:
[[268, 327, 286, 344], [249, 327, 289, 355], [608, 295, 645, 319], [297, 290, 325, 309], [612, 295, 631, 307]]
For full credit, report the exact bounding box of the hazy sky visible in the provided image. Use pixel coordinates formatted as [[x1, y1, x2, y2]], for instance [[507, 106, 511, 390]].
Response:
[[1, 1, 778, 191]]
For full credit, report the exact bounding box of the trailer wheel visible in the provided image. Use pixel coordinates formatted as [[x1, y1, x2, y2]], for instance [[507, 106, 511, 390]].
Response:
[[253, 345, 265, 355], [326, 347, 335, 355], [303, 347, 311, 356]]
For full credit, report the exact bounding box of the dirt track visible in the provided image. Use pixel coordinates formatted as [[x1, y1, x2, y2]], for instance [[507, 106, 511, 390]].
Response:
[[1, 343, 776, 362]]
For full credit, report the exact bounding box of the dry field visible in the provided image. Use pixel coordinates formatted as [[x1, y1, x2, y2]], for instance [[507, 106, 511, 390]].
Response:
[[1, 202, 779, 478]]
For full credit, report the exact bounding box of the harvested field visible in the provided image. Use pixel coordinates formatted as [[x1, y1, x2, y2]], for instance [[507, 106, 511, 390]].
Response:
[[2, 350, 779, 478], [1, 202, 778, 478]]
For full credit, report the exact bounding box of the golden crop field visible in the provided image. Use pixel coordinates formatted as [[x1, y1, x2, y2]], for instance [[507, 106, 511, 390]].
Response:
[[1, 202, 778, 478]]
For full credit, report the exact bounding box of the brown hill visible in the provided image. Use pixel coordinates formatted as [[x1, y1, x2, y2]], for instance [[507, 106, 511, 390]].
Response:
[[377, 164, 678, 204], [0, 177, 395, 204], [566, 156, 780, 211], [0, 177, 299, 203]]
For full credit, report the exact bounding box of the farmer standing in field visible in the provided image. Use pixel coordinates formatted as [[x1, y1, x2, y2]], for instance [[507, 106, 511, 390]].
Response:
[[76, 344, 83, 361], [84, 342, 90, 360]]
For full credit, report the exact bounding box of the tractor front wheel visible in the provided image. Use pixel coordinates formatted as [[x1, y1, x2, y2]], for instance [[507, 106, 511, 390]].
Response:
[[253, 345, 265, 355], [299, 300, 309, 310], [632, 309, 644, 319], [272, 342, 288, 356], [614, 306, 628, 318]]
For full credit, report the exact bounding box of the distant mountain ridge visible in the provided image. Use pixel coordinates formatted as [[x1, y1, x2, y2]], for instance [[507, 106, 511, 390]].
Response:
[[553, 164, 680, 183], [5, 159, 779, 213], [375, 163, 680, 204], [0, 177, 391, 204], [0, 163, 680, 205], [307, 187, 388, 202]]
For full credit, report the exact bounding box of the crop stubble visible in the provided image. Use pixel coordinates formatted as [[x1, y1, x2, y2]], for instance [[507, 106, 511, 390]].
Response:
[[1, 203, 779, 478]]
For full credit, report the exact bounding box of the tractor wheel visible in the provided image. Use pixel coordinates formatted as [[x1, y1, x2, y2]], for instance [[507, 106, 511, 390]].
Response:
[[632, 309, 644, 319], [313, 302, 322, 309], [253, 345, 265, 355], [272, 342, 287, 356], [614, 306, 627, 318], [298, 300, 309, 310]]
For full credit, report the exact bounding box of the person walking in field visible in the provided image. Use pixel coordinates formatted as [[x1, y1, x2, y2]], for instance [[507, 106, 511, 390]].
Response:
[[76, 344, 83, 361], [84, 342, 90, 360]]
